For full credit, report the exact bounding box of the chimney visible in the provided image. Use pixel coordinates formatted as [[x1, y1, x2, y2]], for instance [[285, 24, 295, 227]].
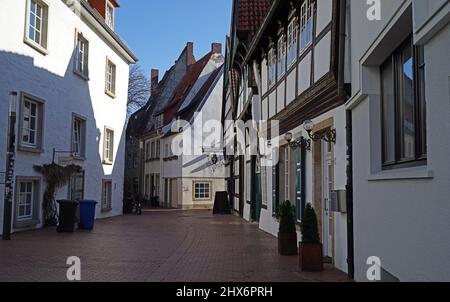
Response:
[[151, 69, 159, 94], [211, 43, 222, 54], [186, 42, 195, 66]]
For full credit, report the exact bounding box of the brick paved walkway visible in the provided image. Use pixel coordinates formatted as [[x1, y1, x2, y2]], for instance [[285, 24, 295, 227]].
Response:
[[0, 210, 350, 282]]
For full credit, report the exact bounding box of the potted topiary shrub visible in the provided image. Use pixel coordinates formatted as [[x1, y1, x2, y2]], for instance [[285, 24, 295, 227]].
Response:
[[299, 203, 323, 271], [278, 201, 298, 255]]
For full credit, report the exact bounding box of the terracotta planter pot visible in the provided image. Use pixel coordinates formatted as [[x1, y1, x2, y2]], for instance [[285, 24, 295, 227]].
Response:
[[299, 243, 323, 271], [278, 232, 298, 255]]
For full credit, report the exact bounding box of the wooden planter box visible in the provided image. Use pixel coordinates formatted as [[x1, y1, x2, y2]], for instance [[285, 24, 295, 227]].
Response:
[[278, 232, 298, 255], [299, 243, 323, 271]]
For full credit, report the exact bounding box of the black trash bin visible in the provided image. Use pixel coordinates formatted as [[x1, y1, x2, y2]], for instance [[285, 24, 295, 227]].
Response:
[[57, 200, 79, 233]]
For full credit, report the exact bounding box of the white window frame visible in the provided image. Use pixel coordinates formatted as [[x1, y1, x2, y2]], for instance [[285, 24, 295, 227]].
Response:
[[74, 31, 89, 79], [156, 140, 160, 158], [24, 0, 49, 54], [101, 180, 112, 212], [299, 0, 314, 54], [287, 18, 298, 67], [103, 127, 114, 164], [19, 93, 44, 152], [105, 1, 115, 30], [268, 48, 276, 88], [17, 181, 34, 221], [71, 114, 86, 158], [105, 58, 116, 97], [21, 99, 39, 148], [277, 35, 286, 79], [261, 163, 268, 206], [193, 182, 212, 201]]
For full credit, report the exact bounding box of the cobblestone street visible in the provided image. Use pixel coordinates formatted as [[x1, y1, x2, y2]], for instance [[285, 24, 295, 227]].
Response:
[[0, 210, 350, 282]]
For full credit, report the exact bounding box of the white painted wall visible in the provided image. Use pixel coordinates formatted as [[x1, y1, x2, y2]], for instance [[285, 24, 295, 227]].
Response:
[[0, 0, 133, 234], [314, 32, 331, 82], [316, 0, 333, 35], [298, 53, 311, 95], [348, 0, 450, 281]]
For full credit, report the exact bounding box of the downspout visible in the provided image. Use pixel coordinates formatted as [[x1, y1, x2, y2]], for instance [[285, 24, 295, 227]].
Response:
[[337, 0, 354, 279]]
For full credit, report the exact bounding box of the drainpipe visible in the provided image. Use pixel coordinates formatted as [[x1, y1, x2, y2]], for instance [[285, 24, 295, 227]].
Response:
[[3, 92, 18, 240], [337, 0, 355, 279]]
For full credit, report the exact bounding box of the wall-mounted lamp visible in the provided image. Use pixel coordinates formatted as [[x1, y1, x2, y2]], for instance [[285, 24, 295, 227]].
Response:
[[285, 132, 311, 151], [303, 120, 336, 144]]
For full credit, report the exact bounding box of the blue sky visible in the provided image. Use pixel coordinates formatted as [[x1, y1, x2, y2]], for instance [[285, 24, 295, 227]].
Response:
[[116, 0, 232, 78]]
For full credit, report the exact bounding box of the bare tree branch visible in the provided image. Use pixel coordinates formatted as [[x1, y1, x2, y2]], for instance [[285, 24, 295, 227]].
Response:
[[128, 64, 150, 117]]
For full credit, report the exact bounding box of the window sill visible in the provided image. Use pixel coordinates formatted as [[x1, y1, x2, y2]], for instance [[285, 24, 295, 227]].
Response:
[[105, 90, 116, 99], [18, 145, 43, 154], [368, 166, 434, 181], [14, 219, 40, 230], [71, 156, 86, 162], [24, 38, 48, 56], [73, 70, 90, 81], [193, 198, 212, 202], [101, 208, 112, 213]]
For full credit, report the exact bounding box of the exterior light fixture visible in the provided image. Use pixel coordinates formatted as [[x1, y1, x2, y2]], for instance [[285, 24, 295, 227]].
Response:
[[303, 120, 337, 144], [284, 132, 311, 151]]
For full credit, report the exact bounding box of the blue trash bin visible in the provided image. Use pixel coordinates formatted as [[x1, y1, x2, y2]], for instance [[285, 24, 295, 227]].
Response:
[[78, 200, 98, 230]]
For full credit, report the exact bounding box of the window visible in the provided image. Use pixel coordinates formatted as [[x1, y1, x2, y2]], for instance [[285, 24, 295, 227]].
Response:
[[155, 174, 160, 197], [156, 140, 160, 158], [17, 181, 34, 221], [268, 48, 276, 87], [381, 36, 427, 168], [72, 115, 86, 158], [68, 172, 85, 201], [287, 18, 298, 67], [155, 114, 164, 129], [261, 164, 268, 206], [105, 2, 115, 29], [151, 141, 156, 159], [103, 128, 114, 164], [145, 141, 150, 161], [75, 33, 89, 78], [14, 177, 40, 229], [19, 93, 44, 151], [300, 0, 314, 53], [101, 180, 112, 212], [194, 182, 211, 200], [105, 59, 116, 96], [277, 35, 286, 79], [25, 0, 48, 52]]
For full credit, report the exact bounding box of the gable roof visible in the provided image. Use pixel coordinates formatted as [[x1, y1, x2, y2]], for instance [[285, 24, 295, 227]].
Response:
[[159, 52, 213, 125]]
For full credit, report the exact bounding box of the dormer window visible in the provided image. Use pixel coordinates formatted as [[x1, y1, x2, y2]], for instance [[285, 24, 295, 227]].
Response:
[[105, 1, 115, 29]]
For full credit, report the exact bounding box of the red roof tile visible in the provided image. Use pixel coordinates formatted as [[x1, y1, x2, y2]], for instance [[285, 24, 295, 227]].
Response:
[[238, 0, 271, 36], [161, 52, 213, 125]]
